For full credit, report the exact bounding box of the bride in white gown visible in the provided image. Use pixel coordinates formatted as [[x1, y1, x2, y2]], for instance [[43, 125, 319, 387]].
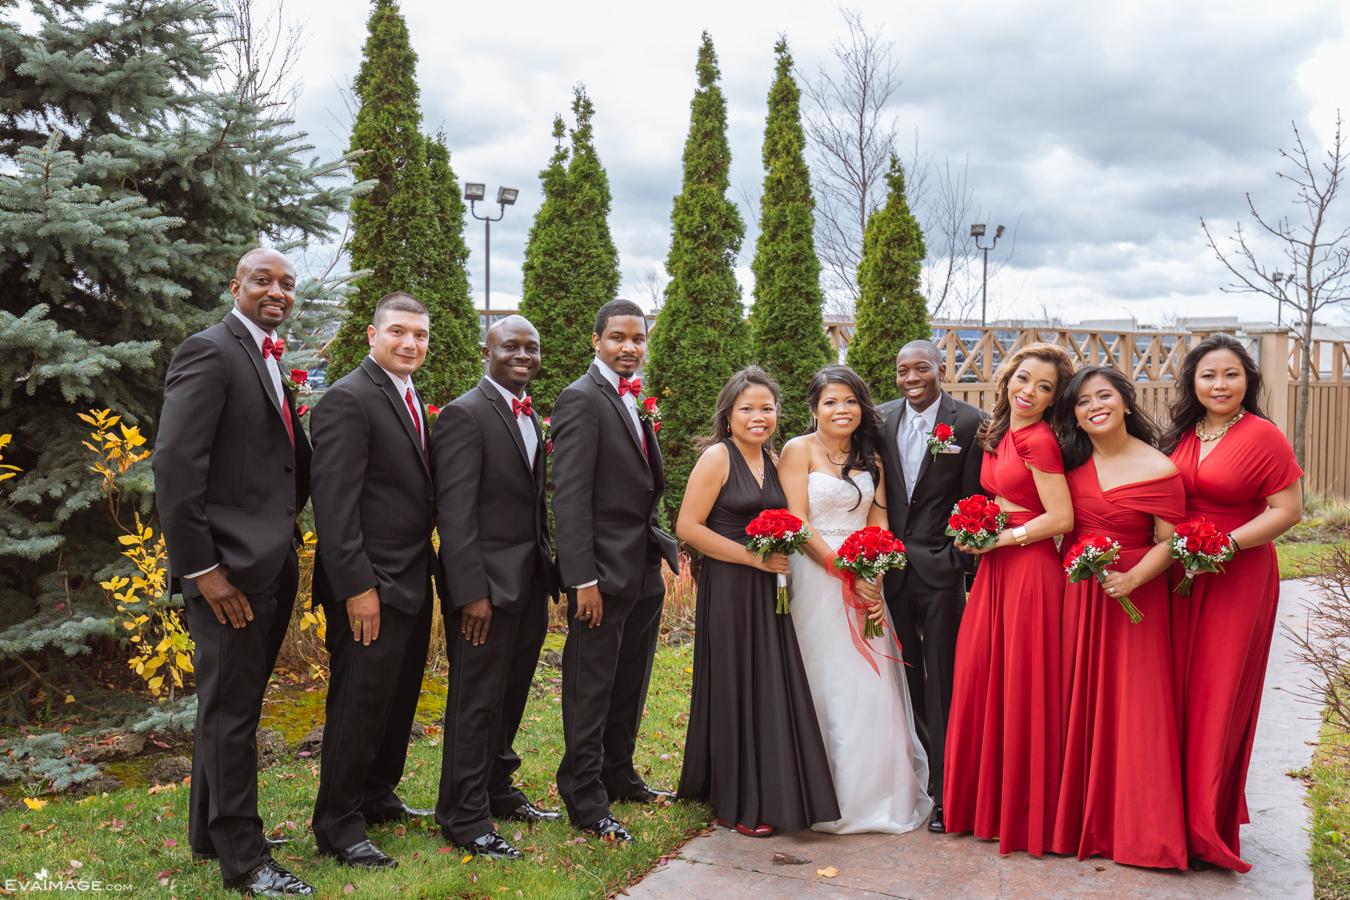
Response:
[[778, 366, 931, 834]]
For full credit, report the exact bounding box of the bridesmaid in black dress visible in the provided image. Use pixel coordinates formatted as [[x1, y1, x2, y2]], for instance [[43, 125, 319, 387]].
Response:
[[675, 367, 839, 836]]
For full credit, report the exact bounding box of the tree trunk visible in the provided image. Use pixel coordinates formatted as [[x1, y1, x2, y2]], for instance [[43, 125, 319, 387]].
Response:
[[1294, 315, 1314, 469]]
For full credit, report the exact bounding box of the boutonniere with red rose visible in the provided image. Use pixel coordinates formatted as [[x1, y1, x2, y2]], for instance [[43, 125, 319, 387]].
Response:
[[288, 369, 313, 395], [945, 495, 1007, 549], [425, 404, 440, 428], [637, 396, 662, 432], [745, 509, 813, 613], [1065, 534, 1141, 622], [927, 422, 957, 456], [540, 417, 553, 455], [1168, 517, 1236, 595]]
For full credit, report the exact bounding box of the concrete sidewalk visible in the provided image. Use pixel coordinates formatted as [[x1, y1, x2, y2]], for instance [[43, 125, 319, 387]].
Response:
[[629, 579, 1322, 900]]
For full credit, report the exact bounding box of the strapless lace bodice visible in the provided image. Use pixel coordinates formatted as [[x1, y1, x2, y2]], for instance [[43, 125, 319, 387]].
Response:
[[807, 471, 874, 538]]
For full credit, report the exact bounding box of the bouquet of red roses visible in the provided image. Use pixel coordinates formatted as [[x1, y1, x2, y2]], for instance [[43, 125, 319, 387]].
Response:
[[945, 494, 1007, 550], [745, 509, 812, 613], [835, 526, 907, 640], [1168, 517, 1235, 595], [1064, 534, 1141, 623]]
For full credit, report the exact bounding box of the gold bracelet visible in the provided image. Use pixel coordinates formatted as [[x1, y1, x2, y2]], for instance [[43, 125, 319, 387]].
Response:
[[1012, 526, 1029, 545]]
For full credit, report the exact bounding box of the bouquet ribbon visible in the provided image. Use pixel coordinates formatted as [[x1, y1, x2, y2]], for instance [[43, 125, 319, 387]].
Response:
[[829, 567, 903, 676]]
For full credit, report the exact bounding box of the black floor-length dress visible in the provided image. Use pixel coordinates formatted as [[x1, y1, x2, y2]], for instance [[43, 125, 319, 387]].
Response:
[[677, 440, 839, 831]]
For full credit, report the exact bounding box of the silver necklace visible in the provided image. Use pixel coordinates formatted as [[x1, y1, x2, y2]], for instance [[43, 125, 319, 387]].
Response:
[[813, 431, 849, 465]]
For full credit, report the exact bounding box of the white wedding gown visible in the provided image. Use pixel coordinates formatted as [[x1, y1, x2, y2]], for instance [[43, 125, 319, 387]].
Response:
[[789, 471, 932, 834]]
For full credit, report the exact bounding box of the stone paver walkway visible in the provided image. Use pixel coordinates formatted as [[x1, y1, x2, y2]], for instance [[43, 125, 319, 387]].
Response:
[[629, 579, 1322, 899]]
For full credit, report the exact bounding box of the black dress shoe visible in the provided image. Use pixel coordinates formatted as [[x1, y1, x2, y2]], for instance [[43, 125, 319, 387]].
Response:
[[496, 801, 563, 824], [222, 859, 315, 897], [612, 783, 673, 804], [326, 839, 398, 869], [365, 802, 434, 825], [579, 815, 632, 843], [927, 804, 945, 834], [194, 836, 290, 862], [457, 831, 522, 860]]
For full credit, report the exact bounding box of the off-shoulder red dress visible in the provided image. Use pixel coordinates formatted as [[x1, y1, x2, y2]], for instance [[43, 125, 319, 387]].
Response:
[[1170, 414, 1302, 872], [1051, 461, 1188, 868], [944, 420, 1067, 856]]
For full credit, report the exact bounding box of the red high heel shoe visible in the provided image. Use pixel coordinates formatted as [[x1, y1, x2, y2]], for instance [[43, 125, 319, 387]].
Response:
[[715, 818, 773, 837]]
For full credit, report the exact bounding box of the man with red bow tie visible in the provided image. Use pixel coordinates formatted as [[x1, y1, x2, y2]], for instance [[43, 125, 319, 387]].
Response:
[[551, 299, 679, 841], [154, 248, 314, 897], [308, 292, 438, 870], [430, 314, 561, 859]]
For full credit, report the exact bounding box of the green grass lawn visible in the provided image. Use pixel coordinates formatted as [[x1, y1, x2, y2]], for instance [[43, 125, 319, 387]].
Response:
[[0, 640, 710, 900], [1279, 541, 1340, 580], [1309, 722, 1350, 900]]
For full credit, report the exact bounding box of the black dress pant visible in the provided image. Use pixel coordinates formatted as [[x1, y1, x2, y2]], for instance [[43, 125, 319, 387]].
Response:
[[556, 551, 665, 826], [886, 562, 966, 806], [435, 585, 548, 845], [185, 553, 298, 880], [311, 585, 433, 854]]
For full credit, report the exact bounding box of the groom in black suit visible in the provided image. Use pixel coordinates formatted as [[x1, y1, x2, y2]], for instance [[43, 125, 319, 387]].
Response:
[[876, 340, 985, 835], [154, 248, 314, 897], [432, 315, 562, 860], [551, 299, 679, 841], [308, 292, 438, 869]]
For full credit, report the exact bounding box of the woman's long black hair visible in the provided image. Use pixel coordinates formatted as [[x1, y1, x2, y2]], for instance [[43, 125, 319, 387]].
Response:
[[805, 365, 883, 511], [1055, 366, 1161, 469], [1160, 333, 1266, 455]]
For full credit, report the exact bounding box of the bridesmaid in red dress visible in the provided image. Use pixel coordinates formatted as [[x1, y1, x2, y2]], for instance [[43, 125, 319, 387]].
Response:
[[1162, 334, 1303, 872], [944, 344, 1076, 856], [1050, 366, 1188, 868]]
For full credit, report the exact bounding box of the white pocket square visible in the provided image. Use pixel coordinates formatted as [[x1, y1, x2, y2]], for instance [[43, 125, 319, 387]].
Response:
[[938, 444, 963, 454]]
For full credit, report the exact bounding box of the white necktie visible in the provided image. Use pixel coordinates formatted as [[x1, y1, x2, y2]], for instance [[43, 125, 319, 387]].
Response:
[[905, 416, 927, 498]]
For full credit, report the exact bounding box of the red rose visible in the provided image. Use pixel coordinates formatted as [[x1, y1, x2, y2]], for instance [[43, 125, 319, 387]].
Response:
[[296, 404, 310, 416], [427, 405, 440, 417], [1201, 536, 1224, 555], [643, 396, 659, 413], [1174, 521, 1194, 537], [653, 422, 662, 433], [290, 369, 308, 384], [542, 417, 550, 426], [1185, 536, 1201, 552], [933, 423, 954, 442]]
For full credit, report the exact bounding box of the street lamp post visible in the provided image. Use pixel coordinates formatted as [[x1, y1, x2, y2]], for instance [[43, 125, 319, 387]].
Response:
[[970, 223, 1005, 327], [464, 183, 519, 311], [1271, 270, 1296, 328]]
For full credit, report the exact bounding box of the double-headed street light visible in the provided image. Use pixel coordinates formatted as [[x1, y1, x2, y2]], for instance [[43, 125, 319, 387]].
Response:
[[464, 183, 519, 311], [970, 223, 1005, 327]]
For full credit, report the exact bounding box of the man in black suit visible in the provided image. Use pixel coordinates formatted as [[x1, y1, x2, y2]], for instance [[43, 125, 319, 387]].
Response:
[[309, 292, 438, 869], [876, 340, 986, 835], [155, 248, 315, 897], [551, 299, 679, 841], [432, 314, 563, 860]]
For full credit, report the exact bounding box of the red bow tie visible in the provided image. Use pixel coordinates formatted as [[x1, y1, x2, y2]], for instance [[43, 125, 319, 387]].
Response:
[[512, 396, 532, 418], [618, 376, 642, 397], [261, 336, 283, 360]]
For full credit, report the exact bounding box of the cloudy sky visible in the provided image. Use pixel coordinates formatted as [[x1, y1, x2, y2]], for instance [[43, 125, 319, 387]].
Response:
[[281, 0, 1349, 327]]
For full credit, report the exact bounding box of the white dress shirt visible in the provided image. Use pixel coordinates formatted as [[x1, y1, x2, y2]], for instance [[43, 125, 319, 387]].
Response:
[[572, 358, 644, 591], [898, 399, 940, 501], [187, 309, 289, 581], [486, 375, 538, 467], [373, 356, 423, 448]]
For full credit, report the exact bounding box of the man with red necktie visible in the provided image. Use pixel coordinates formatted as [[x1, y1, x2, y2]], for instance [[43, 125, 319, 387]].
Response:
[[430, 314, 562, 859], [308, 292, 437, 870], [154, 248, 314, 897], [551, 299, 679, 841]]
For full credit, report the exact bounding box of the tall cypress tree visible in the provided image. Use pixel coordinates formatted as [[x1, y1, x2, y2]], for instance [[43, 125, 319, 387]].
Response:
[[0, 0, 361, 656], [645, 32, 749, 523], [327, 0, 478, 404], [518, 86, 620, 414], [847, 155, 930, 403], [749, 39, 834, 439]]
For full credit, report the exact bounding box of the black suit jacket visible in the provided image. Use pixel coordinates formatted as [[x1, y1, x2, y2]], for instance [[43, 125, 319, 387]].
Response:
[[309, 356, 435, 616], [551, 364, 678, 598], [877, 391, 986, 592], [431, 378, 561, 615], [155, 313, 312, 595]]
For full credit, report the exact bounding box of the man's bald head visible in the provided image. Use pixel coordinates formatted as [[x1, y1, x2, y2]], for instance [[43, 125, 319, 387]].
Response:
[[484, 315, 541, 395], [895, 340, 945, 412], [230, 248, 297, 332], [898, 340, 942, 367]]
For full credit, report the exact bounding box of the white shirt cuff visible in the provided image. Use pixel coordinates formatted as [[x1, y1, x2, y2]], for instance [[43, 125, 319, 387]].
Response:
[[184, 564, 218, 579], [573, 580, 598, 590]]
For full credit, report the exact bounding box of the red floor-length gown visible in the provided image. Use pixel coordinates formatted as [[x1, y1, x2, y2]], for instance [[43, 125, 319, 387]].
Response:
[[1051, 460, 1188, 868], [945, 420, 1067, 856], [1170, 414, 1302, 872]]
